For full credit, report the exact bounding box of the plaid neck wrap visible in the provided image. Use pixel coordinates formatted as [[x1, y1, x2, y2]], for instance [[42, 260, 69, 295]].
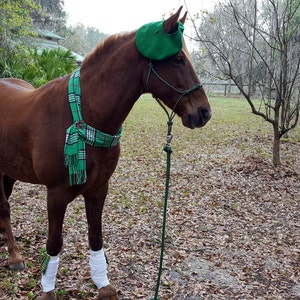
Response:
[[64, 68, 122, 185]]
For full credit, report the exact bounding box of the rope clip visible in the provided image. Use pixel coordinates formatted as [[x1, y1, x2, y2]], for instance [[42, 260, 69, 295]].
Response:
[[166, 133, 173, 146]]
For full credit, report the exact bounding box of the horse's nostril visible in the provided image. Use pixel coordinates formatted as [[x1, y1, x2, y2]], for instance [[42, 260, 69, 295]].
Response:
[[199, 108, 211, 122]]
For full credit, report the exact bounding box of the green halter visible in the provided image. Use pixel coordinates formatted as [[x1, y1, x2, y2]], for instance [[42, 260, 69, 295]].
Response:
[[64, 68, 122, 186]]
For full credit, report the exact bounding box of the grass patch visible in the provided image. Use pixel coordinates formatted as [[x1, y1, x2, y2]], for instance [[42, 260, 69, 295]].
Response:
[[123, 94, 299, 163]]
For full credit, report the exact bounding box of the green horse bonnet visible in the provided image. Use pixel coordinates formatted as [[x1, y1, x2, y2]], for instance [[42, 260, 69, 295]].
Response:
[[136, 20, 184, 60]]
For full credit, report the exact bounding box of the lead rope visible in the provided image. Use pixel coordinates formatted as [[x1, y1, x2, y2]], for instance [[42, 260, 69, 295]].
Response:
[[146, 61, 202, 300], [150, 119, 173, 300]]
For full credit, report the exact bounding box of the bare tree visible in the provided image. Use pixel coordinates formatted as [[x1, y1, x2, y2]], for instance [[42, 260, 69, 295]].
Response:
[[192, 0, 300, 166]]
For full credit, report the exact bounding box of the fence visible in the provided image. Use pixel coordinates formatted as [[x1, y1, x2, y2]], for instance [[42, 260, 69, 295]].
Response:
[[202, 81, 242, 96]]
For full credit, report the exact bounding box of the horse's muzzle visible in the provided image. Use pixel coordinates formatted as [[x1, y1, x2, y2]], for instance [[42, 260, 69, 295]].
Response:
[[182, 107, 211, 129]]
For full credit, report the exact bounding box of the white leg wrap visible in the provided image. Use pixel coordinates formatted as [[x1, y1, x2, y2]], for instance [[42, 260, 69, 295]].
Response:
[[41, 255, 59, 292], [89, 249, 109, 289]]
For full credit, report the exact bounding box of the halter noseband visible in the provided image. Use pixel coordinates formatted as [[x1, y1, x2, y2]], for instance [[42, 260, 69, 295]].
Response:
[[146, 61, 202, 121]]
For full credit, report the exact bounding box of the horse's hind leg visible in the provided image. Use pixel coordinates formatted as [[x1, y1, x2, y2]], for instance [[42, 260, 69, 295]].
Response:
[[3, 175, 16, 199], [0, 174, 24, 270], [0, 175, 15, 233]]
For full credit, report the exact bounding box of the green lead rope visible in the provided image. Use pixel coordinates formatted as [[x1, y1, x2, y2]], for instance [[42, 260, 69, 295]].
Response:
[[64, 68, 122, 186], [151, 120, 173, 300]]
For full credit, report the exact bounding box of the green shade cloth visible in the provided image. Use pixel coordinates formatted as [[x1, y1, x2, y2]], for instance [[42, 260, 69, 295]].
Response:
[[64, 68, 122, 186], [136, 20, 184, 60]]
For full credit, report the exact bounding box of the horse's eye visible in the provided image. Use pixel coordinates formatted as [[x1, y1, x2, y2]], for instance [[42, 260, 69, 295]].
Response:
[[174, 56, 184, 65]]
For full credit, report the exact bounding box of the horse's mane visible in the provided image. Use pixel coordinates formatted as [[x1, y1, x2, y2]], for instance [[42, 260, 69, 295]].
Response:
[[83, 31, 136, 68]]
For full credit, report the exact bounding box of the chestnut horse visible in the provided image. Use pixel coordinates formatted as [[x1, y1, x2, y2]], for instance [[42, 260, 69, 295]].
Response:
[[0, 7, 210, 300]]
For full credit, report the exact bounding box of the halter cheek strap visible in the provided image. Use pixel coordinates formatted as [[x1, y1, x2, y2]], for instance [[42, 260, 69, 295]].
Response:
[[146, 61, 202, 120]]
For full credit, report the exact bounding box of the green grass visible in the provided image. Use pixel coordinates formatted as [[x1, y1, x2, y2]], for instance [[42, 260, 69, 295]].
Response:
[[125, 95, 268, 139], [120, 94, 299, 172], [124, 94, 298, 154]]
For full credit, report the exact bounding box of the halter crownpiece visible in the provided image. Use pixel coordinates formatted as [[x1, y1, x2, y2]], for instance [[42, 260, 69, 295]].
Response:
[[136, 20, 184, 60]]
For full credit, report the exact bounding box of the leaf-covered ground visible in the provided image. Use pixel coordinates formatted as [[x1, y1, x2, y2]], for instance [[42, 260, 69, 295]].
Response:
[[1, 97, 299, 299]]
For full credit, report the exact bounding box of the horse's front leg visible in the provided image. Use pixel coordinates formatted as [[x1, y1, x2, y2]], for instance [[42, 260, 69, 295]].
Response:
[[0, 174, 24, 270], [84, 182, 118, 300], [39, 186, 70, 300]]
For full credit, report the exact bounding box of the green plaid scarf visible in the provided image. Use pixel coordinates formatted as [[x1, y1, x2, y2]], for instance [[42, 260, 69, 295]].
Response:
[[64, 68, 122, 186]]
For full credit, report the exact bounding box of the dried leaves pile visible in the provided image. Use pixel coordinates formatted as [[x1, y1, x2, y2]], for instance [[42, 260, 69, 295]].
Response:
[[0, 98, 299, 299]]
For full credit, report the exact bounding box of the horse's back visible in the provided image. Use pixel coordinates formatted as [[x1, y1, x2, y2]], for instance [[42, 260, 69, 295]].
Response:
[[0, 78, 37, 125], [0, 77, 35, 92], [0, 78, 36, 109]]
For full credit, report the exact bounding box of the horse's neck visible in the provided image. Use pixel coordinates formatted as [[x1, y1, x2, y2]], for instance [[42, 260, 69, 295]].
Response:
[[80, 36, 145, 135]]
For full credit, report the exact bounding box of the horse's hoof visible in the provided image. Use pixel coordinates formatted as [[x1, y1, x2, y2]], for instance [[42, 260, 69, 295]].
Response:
[[97, 284, 118, 300], [8, 254, 25, 271], [38, 290, 56, 300], [8, 261, 25, 271]]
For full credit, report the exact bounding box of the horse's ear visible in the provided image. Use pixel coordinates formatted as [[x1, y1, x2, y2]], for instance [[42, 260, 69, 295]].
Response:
[[180, 11, 187, 24], [163, 6, 183, 34]]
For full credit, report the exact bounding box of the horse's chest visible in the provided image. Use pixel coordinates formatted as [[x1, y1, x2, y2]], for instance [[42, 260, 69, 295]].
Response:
[[86, 146, 120, 182]]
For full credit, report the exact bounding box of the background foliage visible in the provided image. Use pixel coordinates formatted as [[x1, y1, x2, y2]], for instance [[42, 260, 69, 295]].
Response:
[[0, 0, 107, 86], [23, 48, 76, 87], [191, 0, 300, 166]]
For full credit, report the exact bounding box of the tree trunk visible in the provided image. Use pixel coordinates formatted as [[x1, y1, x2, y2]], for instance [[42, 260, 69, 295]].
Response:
[[228, 79, 232, 96], [272, 125, 281, 167]]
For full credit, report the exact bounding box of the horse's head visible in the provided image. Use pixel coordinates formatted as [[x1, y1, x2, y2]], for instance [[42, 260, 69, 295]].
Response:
[[137, 7, 211, 129]]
